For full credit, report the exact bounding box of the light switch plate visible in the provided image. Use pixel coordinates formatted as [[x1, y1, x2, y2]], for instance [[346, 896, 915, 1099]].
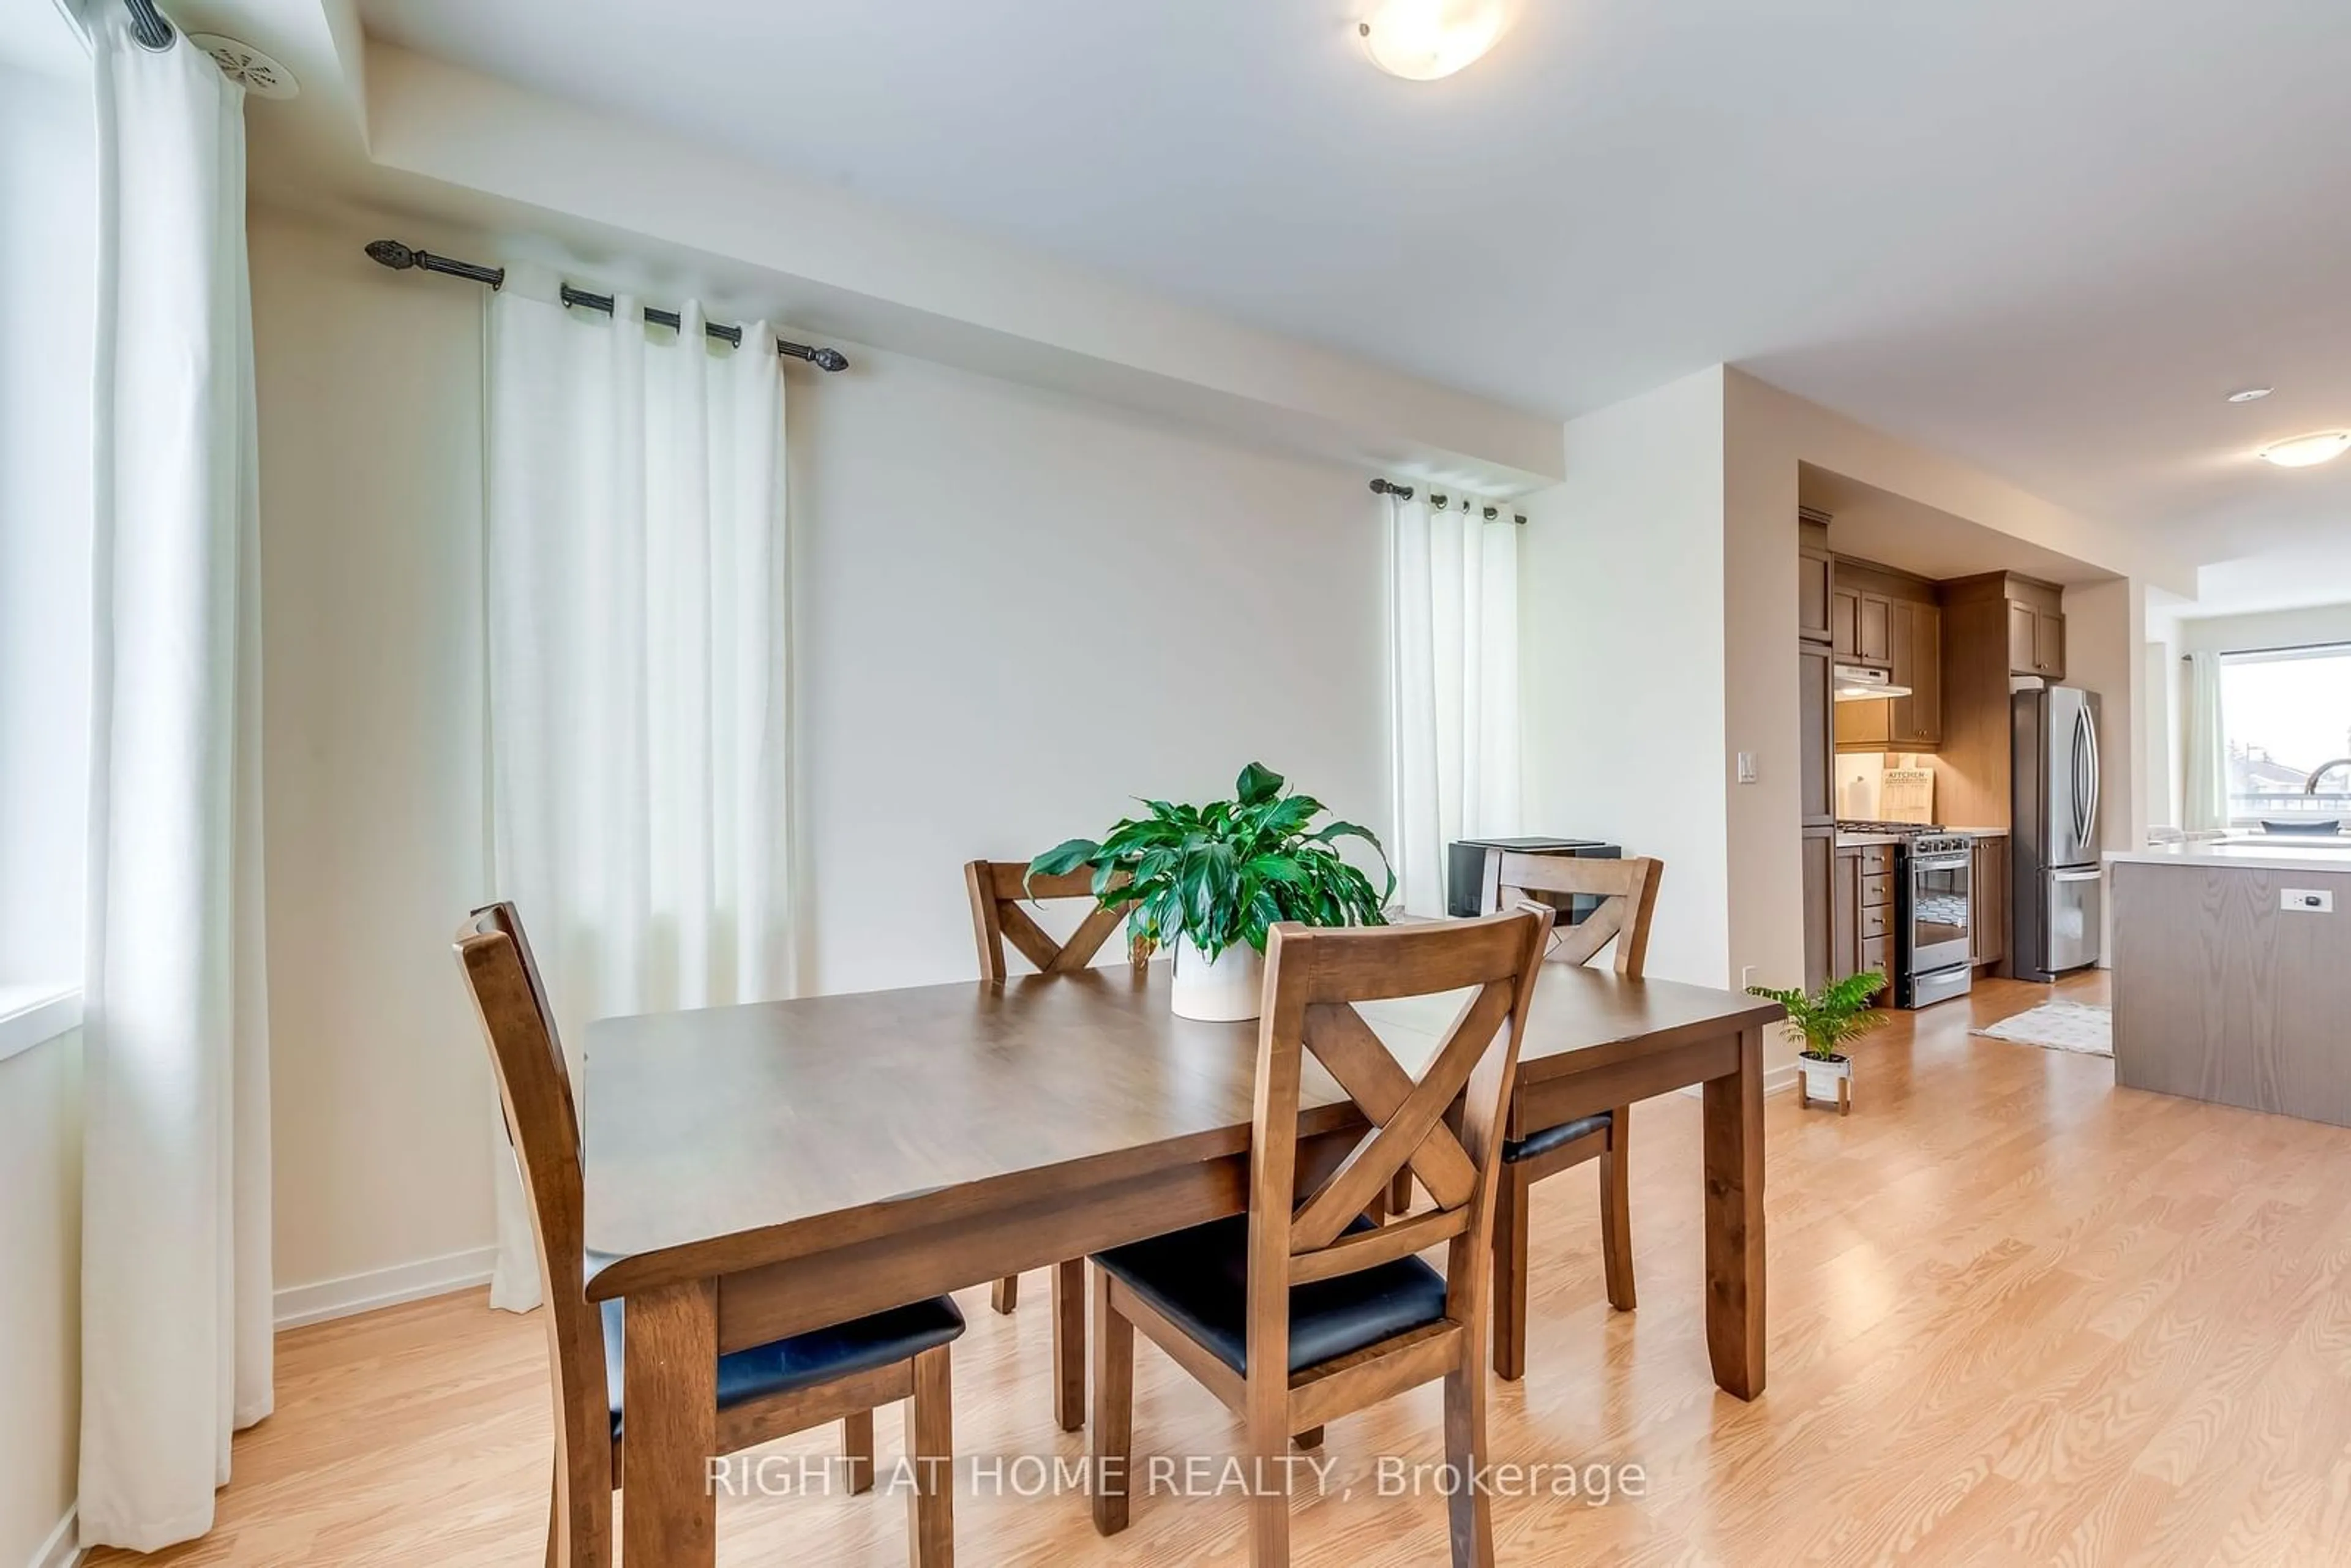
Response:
[[1736, 751, 1759, 784], [2282, 888, 2334, 913]]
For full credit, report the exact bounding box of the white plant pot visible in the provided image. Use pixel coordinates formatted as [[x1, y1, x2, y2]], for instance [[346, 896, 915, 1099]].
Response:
[[1169, 936, 1264, 1022], [1798, 1052, 1853, 1114]]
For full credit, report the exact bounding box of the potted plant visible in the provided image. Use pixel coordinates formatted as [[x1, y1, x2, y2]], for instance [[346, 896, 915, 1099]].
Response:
[[1745, 971, 1888, 1114], [1029, 762, 1393, 1022]]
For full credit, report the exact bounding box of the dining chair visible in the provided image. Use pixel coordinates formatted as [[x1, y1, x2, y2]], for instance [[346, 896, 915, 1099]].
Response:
[[1087, 905, 1554, 1567], [454, 902, 964, 1567], [1483, 852, 1664, 1381], [963, 858, 1134, 1433]]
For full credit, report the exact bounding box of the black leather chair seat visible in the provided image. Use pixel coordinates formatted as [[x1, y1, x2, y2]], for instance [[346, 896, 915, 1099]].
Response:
[[1502, 1111, 1611, 1165], [1093, 1214, 1447, 1376], [598, 1285, 964, 1441]]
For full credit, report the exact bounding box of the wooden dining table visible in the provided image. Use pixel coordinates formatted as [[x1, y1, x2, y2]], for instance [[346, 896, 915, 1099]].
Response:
[[581, 959, 1783, 1566]]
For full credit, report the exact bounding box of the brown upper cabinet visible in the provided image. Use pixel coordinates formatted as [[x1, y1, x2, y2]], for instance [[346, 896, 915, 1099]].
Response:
[[1798, 513, 1834, 645], [1831, 558, 1942, 752], [1961, 574, 2066, 681]]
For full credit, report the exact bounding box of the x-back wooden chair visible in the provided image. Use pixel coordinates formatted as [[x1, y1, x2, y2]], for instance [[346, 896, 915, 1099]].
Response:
[[455, 902, 964, 1567], [1484, 851, 1663, 1380], [963, 859, 1136, 1431], [1087, 905, 1554, 1566]]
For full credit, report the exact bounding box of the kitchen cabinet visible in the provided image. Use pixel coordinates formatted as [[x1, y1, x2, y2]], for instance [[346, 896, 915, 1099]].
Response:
[[1798, 516, 1834, 645], [1835, 594, 1943, 752], [1831, 841, 1895, 1002], [1802, 827, 1834, 994], [2000, 585, 2066, 680], [1891, 601, 1943, 748], [1971, 834, 2008, 968], [1831, 585, 1895, 667], [1800, 645, 1834, 825]]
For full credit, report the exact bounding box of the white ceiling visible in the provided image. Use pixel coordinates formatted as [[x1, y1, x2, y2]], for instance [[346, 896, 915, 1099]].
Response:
[[358, 0, 2351, 603]]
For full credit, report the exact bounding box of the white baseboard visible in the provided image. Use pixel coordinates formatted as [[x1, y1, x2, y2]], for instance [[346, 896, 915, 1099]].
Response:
[[274, 1245, 498, 1330], [31, 1506, 80, 1568]]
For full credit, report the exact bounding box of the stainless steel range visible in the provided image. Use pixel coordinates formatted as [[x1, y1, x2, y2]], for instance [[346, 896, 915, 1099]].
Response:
[[1837, 821, 1974, 1009]]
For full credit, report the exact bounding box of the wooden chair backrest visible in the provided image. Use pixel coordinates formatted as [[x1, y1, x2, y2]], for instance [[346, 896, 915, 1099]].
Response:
[[1246, 906, 1553, 1374], [965, 860, 1135, 981], [1491, 853, 1663, 978], [452, 902, 613, 1526]]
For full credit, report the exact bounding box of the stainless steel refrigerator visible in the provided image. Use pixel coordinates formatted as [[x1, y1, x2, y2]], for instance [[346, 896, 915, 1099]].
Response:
[[2011, 686, 2103, 981]]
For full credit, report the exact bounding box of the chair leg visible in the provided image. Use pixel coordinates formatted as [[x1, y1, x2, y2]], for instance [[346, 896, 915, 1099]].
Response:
[[1245, 1402, 1291, 1568], [905, 1345, 955, 1567], [1090, 1265, 1134, 1536], [1387, 1169, 1414, 1216], [1491, 1161, 1531, 1381], [842, 1408, 876, 1495], [991, 1273, 1018, 1314], [1599, 1109, 1637, 1311], [1442, 1357, 1496, 1567], [1051, 1258, 1086, 1432], [1294, 1426, 1324, 1450]]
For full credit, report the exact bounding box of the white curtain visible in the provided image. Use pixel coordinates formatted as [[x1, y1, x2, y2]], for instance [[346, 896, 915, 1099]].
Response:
[[484, 288, 791, 1308], [1387, 491, 1521, 917], [2184, 650, 2230, 831], [79, 13, 272, 1551]]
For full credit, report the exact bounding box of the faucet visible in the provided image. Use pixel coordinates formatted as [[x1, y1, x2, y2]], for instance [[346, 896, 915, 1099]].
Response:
[[2306, 759, 2351, 795]]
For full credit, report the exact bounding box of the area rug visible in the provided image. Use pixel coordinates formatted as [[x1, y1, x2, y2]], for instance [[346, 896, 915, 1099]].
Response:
[[1973, 1000, 2112, 1057]]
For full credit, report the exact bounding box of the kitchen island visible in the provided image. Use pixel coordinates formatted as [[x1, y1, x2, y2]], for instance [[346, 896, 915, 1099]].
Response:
[[2107, 838, 2351, 1128]]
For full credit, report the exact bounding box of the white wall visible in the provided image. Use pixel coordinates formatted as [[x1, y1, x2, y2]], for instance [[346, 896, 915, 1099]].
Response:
[[249, 209, 1393, 1305], [2178, 602, 2351, 658], [0, 1029, 83, 1568], [0, 61, 94, 986], [790, 343, 1387, 995], [2064, 579, 2147, 855], [251, 213, 501, 1308], [1521, 368, 1731, 988]]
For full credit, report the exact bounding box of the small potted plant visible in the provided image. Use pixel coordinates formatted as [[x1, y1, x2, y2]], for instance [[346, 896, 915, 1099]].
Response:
[[1745, 971, 1887, 1114], [1030, 762, 1393, 1021]]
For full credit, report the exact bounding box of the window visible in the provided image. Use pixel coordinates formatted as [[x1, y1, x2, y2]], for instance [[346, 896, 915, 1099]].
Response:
[[2220, 645, 2351, 824]]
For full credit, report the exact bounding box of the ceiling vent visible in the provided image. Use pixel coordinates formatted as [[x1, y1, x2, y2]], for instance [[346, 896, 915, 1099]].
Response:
[[187, 34, 298, 99]]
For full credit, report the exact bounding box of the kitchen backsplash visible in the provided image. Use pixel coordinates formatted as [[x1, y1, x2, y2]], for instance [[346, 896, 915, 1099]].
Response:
[[1835, 753, 1943, 819]]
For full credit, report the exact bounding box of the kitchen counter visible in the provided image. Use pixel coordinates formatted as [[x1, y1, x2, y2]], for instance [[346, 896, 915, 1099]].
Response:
[[2106, 838, 2351, 875], [2110, 849, 2351, 1128], [1832, 826, 2008, 848]]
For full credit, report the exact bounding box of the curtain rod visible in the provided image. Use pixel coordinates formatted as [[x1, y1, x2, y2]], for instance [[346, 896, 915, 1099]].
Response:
[[362, 240, 849, 372], [1368, 476, 1526, 525], [2183, 639, 2351, 661], [122, 0, 174, 49]]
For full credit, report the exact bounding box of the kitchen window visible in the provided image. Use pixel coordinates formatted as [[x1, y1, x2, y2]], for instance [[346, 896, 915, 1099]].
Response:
[[2219, 643, 2351, 825]]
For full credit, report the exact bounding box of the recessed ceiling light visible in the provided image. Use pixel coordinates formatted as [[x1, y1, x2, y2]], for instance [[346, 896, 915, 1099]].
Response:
[[2258, 432, 2351, 468], [2226, 386, 2274, 403], [1359, 0, 1510, 81]]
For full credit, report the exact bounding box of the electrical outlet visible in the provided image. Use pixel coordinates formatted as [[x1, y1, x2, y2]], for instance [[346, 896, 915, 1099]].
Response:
[[2282, 888, 2334, 913], [1741, 965, 1758, 989], [1735, 751, 1759, 784]]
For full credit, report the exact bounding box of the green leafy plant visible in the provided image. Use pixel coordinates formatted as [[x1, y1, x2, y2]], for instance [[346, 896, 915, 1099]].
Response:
[[1746, 972, 1889, 1061], [1029, 762, 1394, 962]]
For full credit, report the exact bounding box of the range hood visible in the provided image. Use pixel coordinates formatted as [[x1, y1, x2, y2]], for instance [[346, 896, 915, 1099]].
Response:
[[1833, 664, 1913, 702]]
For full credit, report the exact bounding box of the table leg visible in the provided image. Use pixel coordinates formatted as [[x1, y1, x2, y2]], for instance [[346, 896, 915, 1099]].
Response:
[[1051, 1258, 1086, 1431], [624, 1279, 719, 1567], [1700, 1024, 1765, 1400]]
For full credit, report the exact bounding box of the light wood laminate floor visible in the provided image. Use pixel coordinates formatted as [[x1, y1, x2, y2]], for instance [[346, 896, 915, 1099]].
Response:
[[91, 972, 2351, 1566]]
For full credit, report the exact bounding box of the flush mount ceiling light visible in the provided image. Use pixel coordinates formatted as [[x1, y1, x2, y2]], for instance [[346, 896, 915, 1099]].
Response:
[[1359, 0, 1512, 81], [2258, 431, 2351, 468], [2226, 386, 2274, 403]]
